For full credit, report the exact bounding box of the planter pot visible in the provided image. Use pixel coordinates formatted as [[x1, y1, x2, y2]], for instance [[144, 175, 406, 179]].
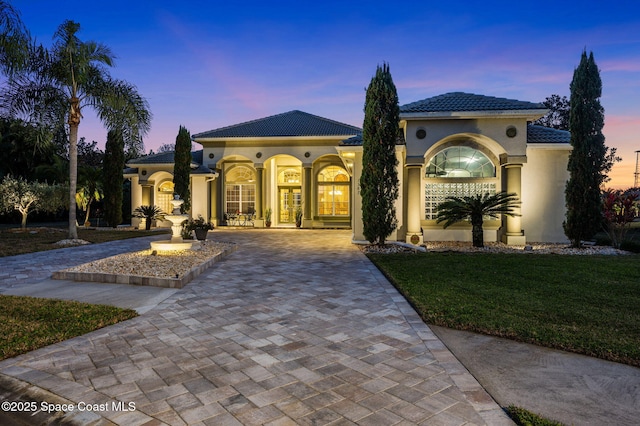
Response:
[[194, 229, 209, 241], [266, 221, 271, 228]]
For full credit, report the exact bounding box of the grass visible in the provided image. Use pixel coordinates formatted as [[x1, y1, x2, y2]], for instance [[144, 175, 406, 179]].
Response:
[[0, 225, 157, 360], [367, 251, 640, 367], [0, 226, 169, 257], [505, 406, 565, 426], [0, 295, 138, 361]]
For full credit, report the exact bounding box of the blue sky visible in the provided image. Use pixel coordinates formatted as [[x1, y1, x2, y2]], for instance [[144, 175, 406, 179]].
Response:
[[18, 0, 640, 188]]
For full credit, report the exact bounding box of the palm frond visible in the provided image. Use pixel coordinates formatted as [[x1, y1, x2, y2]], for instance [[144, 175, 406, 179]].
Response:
[[435, 192, 520, 228]]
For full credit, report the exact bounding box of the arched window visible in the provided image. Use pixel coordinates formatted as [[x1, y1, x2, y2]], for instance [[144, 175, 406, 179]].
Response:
[[424, 146, 497, 220], [225, 165, 255, 214], [425, 146, 495, 178], [157, 181, 174, 215], [278, 168, 301, 184], [318, 166, 350, 216]]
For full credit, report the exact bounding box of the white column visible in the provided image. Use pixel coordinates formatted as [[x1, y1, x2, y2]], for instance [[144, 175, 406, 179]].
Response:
[[303, 165, 312, 228], [406, 165, 423, 245], [502, 163, 526, 245]]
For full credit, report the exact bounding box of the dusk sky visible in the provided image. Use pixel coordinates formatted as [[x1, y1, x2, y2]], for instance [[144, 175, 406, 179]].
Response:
[[19, 0, 640, 188]]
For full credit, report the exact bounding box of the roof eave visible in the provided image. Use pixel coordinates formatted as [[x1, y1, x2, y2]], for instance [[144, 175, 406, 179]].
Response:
[[400, 109, 549, 120], [193, 135, 360, 143], [526, 143, 573, 150]]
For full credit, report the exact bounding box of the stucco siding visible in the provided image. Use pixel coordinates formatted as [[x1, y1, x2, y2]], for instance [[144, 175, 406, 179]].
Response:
[[521, 145, 571, 243]]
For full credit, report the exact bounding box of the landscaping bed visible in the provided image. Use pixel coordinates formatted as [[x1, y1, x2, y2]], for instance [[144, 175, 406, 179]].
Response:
[[53, 241, 236, 288]]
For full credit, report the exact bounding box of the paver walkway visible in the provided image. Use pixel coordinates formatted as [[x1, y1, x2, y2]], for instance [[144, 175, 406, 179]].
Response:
[[0, 229, 511, 425]]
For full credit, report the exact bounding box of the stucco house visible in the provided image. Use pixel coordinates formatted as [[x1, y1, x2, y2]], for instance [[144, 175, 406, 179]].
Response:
[[125, 92, 571, 244]]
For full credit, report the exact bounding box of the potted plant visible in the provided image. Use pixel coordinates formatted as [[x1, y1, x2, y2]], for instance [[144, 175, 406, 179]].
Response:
[[295, 206, 303, 228], [132, 205, 165, 230], [265, 207, 272, 228], [185, 215, 214, 240]]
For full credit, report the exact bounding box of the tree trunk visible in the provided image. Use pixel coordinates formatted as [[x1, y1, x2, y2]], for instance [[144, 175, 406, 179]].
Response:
[[20, 210, 27, 230], [471, 215, 484, 247], [84, 201, 92, 226], [67, 97, 81, 239]]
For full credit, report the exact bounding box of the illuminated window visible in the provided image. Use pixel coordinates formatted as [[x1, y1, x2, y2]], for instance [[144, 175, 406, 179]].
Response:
[[424, 146, 497, 219], [225, 165, 255, 214], [318, 166, 349, 216], [425, 146, 495, 178], [157, 181, 174, 214], [278, 168, 301, 184]]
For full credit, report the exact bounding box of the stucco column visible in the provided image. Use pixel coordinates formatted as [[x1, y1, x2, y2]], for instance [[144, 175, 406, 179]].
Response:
[[406, 164, 423, 245], [502, 163, 526, 245], [303, 164, 312, 227], [255, 165, 264, 220], [216, 168, 225, 223], [209, 175, 218, 226]]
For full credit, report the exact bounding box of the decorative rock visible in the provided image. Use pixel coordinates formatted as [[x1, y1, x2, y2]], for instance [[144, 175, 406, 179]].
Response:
[[360, 241, 630, 255]]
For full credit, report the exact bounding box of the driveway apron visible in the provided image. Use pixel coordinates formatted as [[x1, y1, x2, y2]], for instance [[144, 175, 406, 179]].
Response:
[[0, 229, 511, 425]]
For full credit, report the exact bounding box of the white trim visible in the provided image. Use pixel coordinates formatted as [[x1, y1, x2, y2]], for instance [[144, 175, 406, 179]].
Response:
[[526, 143, 573, 151], [400, 109, 548, 120]]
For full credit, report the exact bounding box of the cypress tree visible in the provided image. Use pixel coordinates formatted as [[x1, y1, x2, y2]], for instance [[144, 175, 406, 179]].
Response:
[[173, 125, 191, 213], [360, 63, 399, 244], [103, 130, 124, 227], [564, 51, 607, 247]]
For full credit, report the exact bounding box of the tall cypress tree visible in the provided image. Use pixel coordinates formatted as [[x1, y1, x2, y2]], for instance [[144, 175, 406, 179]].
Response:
[[173, 125, 191, 213], [360, 63, 399, 245], [564, 51, 607, 247], [103, 130, 124, 227]]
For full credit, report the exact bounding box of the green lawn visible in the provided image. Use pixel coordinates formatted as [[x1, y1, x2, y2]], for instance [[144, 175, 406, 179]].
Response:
[[0, 226, 153, 359], [0, 226, 169, 257], [0, 295, 138, 361], [367, 252, 640, 367]]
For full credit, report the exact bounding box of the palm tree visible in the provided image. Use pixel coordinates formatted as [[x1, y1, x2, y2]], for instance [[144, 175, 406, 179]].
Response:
[[1, 20, 151, 239], [0, 1, 30, 75], [132, 205, 166, 231], [76, 165, 103, 226], [435, 192, 521, 248]]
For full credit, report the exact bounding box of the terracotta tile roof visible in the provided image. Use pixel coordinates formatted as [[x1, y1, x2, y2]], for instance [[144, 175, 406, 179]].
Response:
[[527, 125, 571, 144], [400, 92, 545, 114], [192, 110, 362, 139]]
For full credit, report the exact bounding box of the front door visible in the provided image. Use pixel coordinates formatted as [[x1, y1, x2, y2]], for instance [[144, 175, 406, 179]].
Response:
[[279, 187, 301, 224]]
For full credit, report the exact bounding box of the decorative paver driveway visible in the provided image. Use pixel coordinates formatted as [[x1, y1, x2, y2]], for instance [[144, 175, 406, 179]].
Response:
[[0, 229, 512, 425]]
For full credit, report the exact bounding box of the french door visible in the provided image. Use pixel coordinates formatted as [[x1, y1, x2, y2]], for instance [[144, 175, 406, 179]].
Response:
[[279, 187, 301, 224]]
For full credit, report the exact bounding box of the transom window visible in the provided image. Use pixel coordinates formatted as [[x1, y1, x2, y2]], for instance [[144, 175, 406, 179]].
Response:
[[278, 168, 301, 184], [157, 181, 174, 214], [425, 146, 495, 178], [225, 165, 255, 214], [318, 166, 349, 216]]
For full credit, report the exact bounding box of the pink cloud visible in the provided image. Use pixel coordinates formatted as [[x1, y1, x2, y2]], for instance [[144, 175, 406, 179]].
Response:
[[600, 59, 640, 73]]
